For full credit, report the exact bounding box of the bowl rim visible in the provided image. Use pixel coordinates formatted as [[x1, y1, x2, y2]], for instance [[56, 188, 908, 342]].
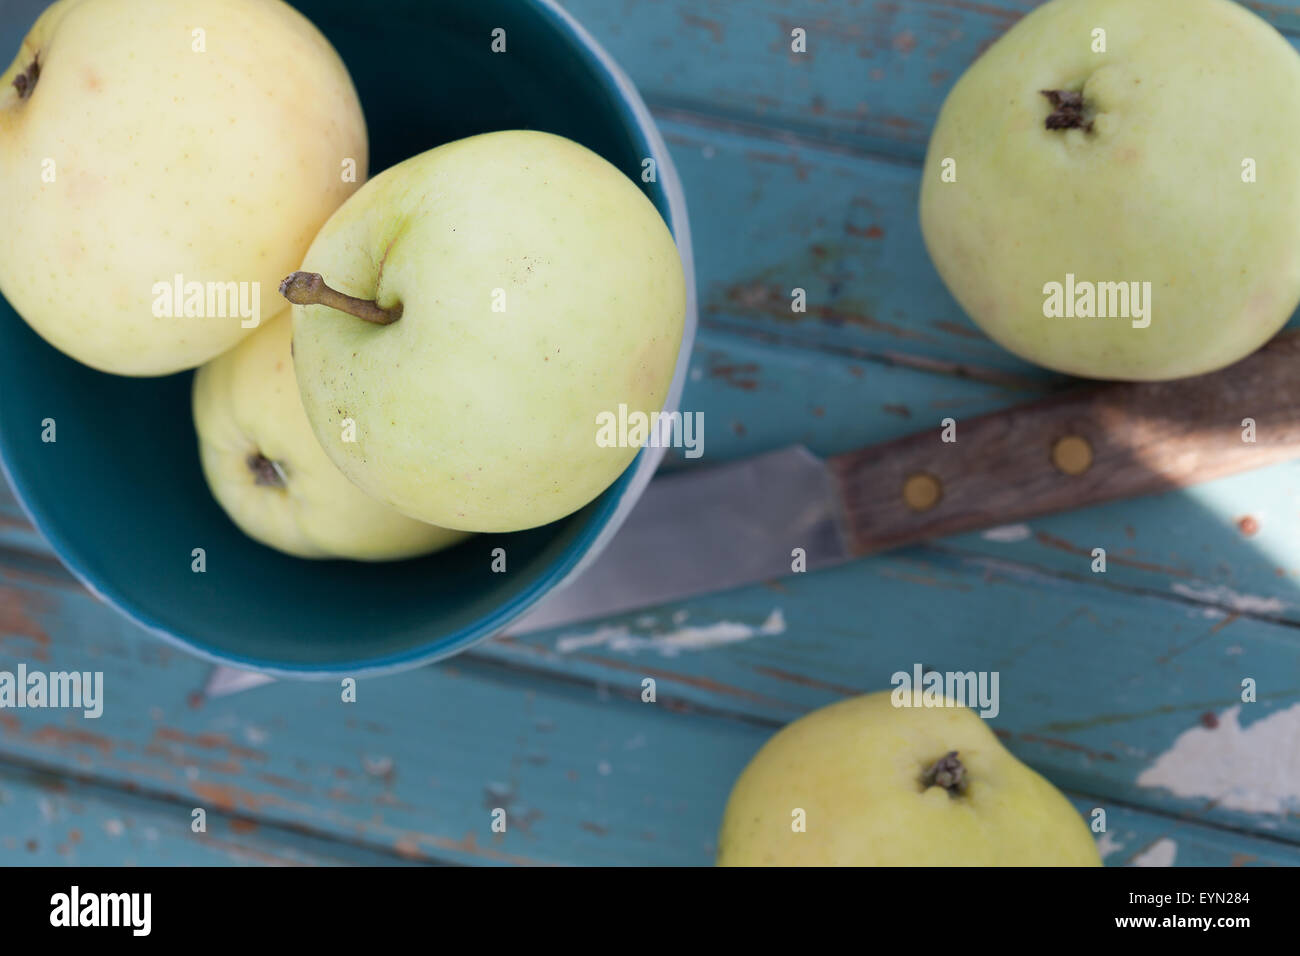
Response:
[[0, 0, 698, 680]]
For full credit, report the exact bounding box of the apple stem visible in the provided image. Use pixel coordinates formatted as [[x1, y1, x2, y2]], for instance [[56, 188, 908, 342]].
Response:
[[921, 751, 967, 796], [279, 271, 402, 325], [12, 54, 39, 99], [1040, 89, 1093, 132], [247, 452, 287, 489]]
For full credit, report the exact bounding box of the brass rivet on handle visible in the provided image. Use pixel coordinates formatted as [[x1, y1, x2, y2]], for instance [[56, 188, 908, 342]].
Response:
[[1052, 434, 1093, 476], [902, 472, 942, 512]]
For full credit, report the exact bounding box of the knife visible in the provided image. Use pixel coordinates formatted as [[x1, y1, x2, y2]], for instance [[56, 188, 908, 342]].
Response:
[[204, 331, 1300, 694]]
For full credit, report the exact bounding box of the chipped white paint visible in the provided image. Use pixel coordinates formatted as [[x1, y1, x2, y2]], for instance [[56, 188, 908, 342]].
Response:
[[362, 755, 394, 777], [981, 523, 1031, 543], [555, 609, 786, 655], [1096, 831, 1125, 861], [1170, 583, 1285, 616], [243, 724, 268, 746], [1131, 838, 1177, 867], [1137, 704, 1300, 815]]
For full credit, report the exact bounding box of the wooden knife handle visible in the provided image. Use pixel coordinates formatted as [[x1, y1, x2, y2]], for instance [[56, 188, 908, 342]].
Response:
[[827, 331, 1300, 557]]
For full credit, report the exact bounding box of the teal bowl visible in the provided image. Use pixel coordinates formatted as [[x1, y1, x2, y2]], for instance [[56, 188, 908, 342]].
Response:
[[0, 0, 697, 677]]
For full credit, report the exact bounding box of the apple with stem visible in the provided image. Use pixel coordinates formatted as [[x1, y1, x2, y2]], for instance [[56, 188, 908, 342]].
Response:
[[920, 0, 1300, 381], [282, 130, 687, 533], [0, 0, 366, 375]]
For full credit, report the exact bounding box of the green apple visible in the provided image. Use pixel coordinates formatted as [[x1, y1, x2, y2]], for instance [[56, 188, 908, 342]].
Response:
[[283, 130, 687, 533], [717, 691, 1101, 866], [193, 312, 468, 561], [920, 0, 1300, 381], [0, 0, 366, 375]]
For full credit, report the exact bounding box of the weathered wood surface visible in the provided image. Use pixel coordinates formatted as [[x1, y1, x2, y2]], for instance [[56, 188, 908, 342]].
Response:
[[2, 0, 1299, 865]]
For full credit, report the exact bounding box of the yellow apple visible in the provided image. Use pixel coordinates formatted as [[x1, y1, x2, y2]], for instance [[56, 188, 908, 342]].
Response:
[[717, 691, 1102, 866], [0, 0, 367, 375], [920, 0, 1300, 380], [193, 313, 468, 561], [284, 130, 687, 533]]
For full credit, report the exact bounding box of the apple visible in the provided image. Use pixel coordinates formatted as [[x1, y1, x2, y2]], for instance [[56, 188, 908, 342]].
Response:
[[193, 312, 468, 561], [919, 0, 1300, 381], [0, 0, 367, 375], [282, 130, 687, 533], [716, 691, 1101, 865]]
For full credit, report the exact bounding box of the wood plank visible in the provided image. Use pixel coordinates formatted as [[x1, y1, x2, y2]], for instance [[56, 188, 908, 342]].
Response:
[[668, 329, 1020, 466], [4, 751, 1293, 866], [937, 462, 1300, 623], [0, 762, 419, 866], [565, 0, 1037, 159], [1068, 796, 1300, 867]]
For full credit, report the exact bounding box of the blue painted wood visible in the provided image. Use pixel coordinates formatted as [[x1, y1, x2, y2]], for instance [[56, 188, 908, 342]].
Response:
[[563, 0, 1038, 160], [0, 763, 419, 866], [561, 0, 1300, 155], [1068, 797, 1300, 867], [3, 547, 1300, 866], [658, 114, 1056, 381]]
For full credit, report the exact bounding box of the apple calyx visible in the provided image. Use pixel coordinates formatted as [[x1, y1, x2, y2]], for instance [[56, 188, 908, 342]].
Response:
[[12, 55, 39, 99], [921, 751, 967, 797], [279, 271, 402, 325], [247, 452, 287, 489], [1040, 89, 1093, 132]]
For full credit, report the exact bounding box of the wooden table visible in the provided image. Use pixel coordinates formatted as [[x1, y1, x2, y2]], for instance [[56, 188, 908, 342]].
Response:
[[2, 0, 1298, 866]]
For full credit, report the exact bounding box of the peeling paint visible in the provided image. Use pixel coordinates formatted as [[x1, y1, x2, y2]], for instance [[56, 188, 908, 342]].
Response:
[[1096, 831, 1124, 860], [555, 610, 786, 656], [1137, 704, 1300, 814], [1169, 583, 1285, 616], [981, 523, 1031, 543], [1131, 838, 1177, 867]]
